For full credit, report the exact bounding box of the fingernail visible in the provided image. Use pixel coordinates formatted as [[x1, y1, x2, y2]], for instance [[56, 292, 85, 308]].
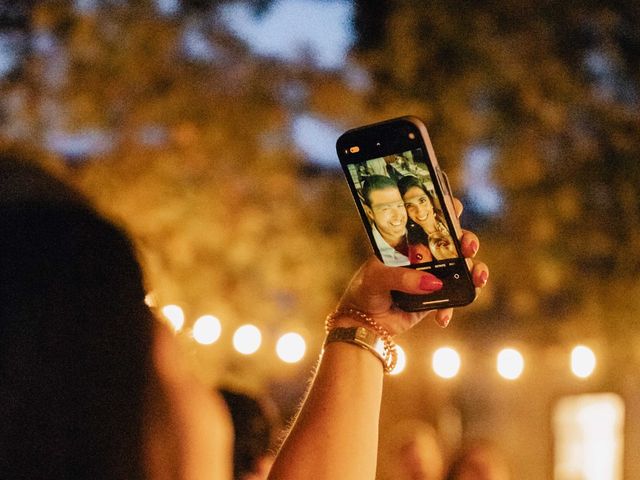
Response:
[[480, 271, 488, 286], [440, 315, 451, 328], [420, 275, 443, 291], [469, 241, 479, 255]]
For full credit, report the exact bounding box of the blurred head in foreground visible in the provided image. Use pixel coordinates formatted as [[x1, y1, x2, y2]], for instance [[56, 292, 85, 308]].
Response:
[[0, 151, 232, 479]]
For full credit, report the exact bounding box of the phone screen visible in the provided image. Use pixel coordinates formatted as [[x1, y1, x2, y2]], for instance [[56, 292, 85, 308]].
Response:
[[346, 147, 463, 268], [337, 117, 476, 310]]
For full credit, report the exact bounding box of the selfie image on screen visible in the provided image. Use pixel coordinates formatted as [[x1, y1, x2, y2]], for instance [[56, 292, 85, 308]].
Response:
[[347, 148, 459, 267]]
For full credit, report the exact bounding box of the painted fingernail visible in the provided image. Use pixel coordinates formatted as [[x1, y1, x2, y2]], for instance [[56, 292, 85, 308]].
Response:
[[480, 271, 488, 286], [469, 241, 479, 255], [440, 315, 451, 328], [420, 275, 443, 291]]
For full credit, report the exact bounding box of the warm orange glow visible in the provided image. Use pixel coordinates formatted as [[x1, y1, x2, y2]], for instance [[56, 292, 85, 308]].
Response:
[[554, 394, 624, 480]]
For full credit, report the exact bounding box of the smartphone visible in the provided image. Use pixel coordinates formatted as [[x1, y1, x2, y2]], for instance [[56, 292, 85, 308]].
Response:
[[336, 116, 476, 311]]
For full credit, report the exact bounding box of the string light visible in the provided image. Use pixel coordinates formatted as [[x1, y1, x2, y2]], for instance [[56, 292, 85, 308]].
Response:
[[497, 348, 524, 380], [432, 347, 461, 379], [161, 304, 185, 332], [233, 324, 262, 355], [192, 315, 222, 345], [144, 293, 156, 308], [163, 311, 602, 381], [276, 332, 306, 363], [571, 345, 596, 378]]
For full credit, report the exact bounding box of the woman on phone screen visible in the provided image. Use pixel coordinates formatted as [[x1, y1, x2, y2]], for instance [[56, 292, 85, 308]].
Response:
[[398, 175, 457, 261]]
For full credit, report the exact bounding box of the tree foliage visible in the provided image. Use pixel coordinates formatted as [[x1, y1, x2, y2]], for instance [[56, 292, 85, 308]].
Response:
[[0, 0, 366, 384], [2, 0, 639, 371], [353, 0, 640, 343]]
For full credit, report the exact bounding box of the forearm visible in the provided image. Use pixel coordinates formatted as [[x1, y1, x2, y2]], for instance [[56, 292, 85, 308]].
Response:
[[268, 341, 384, 480]]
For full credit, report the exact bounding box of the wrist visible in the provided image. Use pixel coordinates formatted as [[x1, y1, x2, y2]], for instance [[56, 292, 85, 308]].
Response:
[[325, 308, 398, 374], [324, 326, 388, 373]]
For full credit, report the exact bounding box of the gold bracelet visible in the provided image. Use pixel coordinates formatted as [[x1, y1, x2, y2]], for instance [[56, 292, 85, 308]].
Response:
[[326, 308, 398, 374]]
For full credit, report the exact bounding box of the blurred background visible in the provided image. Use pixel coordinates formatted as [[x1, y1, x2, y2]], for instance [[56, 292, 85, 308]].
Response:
[[1, 1, 639, 478]]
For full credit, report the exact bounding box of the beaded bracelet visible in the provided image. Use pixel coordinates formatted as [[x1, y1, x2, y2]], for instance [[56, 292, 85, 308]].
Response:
[[326, 308, 398, 374]]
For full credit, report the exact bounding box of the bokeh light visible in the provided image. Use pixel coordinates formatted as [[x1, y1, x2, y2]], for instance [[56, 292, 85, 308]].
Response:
[[432, 347, 461, 379], [144, 293, 156, 308], [389, 344, 406, 376], [233, 324, 262, 355], [161, 304, 184, 332], [571, 345, 596, 378], [497, 348, 524, 380], [192, 315, 222, 345], [276, 332, 306, 363]]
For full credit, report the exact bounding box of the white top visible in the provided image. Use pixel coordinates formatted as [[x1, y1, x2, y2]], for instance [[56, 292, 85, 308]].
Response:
[[371, 225, 409, 266]]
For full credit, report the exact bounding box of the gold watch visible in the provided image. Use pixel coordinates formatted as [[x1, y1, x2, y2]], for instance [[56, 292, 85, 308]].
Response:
[[324, 326, 389, 371]]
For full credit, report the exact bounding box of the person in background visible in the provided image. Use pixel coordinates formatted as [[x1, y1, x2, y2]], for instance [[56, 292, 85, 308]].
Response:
[[445, 440, 510, 480], [393, 420, 446, 480], [220, 389, 279, 480]]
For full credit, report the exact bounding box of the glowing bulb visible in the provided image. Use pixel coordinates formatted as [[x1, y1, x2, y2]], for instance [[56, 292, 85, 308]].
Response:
[[432, 347, 461, 379], [233, 324, 262, 355], [144, 293, 156, 307], [161, 304, 184, 332], [389, 345, 406, 375], [571, 345, 596, 378], [192, 315, 222, 345], [497, 348, 524, 380], [276, 333, 306, 363]]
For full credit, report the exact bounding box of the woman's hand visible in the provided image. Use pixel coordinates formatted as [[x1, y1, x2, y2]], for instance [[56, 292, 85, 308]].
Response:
[[336, 199, 488, 335]]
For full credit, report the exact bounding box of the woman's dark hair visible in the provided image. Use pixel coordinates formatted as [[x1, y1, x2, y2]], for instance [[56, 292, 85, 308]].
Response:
[[397, 175, 447, 226], [0, 155, 154, 479], [397, 175, 427, 199]]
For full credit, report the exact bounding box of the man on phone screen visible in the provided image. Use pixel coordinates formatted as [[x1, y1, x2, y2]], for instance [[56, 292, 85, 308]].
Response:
[[361, 175, 410, 267]]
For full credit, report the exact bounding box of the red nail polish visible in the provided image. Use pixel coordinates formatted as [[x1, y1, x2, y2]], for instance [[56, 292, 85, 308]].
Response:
[[469, 241, 479, 255], [480, 271, 488, 285], [420, 275, 443, 291], [440, 315, 451, 328]]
